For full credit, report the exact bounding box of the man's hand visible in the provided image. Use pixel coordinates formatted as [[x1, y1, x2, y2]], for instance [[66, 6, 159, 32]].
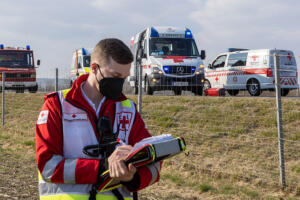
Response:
[[108, 145, 137, 182]]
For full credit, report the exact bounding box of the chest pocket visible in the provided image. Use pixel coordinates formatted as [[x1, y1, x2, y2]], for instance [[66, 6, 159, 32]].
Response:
[[58, 90, 99, 159]]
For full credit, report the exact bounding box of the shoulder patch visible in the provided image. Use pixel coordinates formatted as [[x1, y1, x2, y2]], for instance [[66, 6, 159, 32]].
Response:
[[37, 110, 49, 125]]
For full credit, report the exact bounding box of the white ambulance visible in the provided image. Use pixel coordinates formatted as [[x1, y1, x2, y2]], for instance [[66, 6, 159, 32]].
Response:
[[128, 26, 206, 95], [204, 48, 298, 96], [70, 48, 92, 86]]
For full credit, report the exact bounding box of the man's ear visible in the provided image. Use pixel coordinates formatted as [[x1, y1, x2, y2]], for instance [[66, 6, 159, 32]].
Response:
[[90, 63, 98, 75]]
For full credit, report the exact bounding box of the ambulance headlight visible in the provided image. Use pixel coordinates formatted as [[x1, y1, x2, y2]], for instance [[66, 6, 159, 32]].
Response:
[[152, 66, 163, 74], [195, 66, 204, 75]]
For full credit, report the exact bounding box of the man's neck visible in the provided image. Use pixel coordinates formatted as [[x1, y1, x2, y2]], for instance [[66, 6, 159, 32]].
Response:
[[82, 76, 103, 108]]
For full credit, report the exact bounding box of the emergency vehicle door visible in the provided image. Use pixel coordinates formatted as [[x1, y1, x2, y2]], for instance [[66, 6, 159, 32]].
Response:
[[226, 53, 248, 90], [209, 55, 227, 88]]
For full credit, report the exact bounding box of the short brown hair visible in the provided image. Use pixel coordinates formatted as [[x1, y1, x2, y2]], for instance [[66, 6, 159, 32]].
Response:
[[91, 38, 133, 65]]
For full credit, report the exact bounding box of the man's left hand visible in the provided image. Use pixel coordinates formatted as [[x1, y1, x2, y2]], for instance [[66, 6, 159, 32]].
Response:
[[108, 145, 137, 182]]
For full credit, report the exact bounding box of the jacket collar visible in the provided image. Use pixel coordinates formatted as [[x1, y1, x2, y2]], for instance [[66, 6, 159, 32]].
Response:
[[65, 74, 127, 120]]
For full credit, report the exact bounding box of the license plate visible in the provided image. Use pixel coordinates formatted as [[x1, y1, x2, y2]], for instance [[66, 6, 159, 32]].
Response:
[[172, 82, 188, 86]]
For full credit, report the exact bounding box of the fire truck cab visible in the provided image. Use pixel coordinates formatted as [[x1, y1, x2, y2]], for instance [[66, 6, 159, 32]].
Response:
[[204, 48, 298, 96], [0, 44, 40, 93], [128, 26, 206, 95], [70, 48, 92, 86]]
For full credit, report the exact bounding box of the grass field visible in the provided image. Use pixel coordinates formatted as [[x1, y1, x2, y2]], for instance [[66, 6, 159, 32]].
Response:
[[0, 93, 300, 199]]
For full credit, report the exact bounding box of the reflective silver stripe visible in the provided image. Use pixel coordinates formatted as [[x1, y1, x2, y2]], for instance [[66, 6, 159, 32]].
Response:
[[42, 155, 63, 181], [39, 182, 132, 198], [147, 164, 158, 185], [63, 159, 77, 184]]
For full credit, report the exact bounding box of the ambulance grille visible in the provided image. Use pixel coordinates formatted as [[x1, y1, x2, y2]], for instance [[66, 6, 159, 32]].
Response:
[[163, 66, 196, 75]]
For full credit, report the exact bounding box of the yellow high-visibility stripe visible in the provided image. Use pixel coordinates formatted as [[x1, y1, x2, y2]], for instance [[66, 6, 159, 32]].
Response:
[[121, 100, 131, 108], [62, 89, 71, 98], [40, 194, 132, 200], [84, 67, 90, 73]]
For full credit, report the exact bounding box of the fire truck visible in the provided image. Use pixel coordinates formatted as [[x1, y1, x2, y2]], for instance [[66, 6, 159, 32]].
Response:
[[128, 26, 206, 95], [0, 44, 40, 93]]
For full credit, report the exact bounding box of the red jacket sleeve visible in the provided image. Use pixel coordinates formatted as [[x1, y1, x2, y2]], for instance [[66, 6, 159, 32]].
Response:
[[128, 111, 162, 191], [35, 93, 101, 184]]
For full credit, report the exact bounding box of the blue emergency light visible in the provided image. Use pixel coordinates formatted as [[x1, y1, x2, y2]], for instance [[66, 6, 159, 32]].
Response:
[[82, 48, 86, 55], [150, 27, 159, 37], [163, 66, 169, 72], [0, 44, 4, 49], [185, 29, 193, 38], [191, 67, 196, 71], [26, 45, 30, 50]]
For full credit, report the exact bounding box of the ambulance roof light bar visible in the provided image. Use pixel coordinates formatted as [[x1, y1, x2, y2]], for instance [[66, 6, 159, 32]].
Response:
[[82, 48, 86, 55], [228, 48, 249, 52], [185, 28, 193, 38], [150, 27, 159, 37]]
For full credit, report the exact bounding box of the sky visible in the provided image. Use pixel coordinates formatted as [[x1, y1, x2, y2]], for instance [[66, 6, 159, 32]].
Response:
[[0, 0, 299, 79]]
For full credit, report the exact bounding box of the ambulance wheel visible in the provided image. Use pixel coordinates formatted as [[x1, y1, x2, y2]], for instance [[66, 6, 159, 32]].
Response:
[[281, 89, 289, 96], [203, 80, 211, 95], [247, 79, 261, 96], [227, 90, 239, 96], [173, 88, 182, 95], [145, 78, 153, 95], [192, 86, 203, 96], [134, 83, 138, 95]]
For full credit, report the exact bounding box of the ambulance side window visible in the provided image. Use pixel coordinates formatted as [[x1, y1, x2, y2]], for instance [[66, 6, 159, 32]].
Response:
[[78, 56, 83, 69], [228, 53, 248, 67], [212, 55, 227, 68]]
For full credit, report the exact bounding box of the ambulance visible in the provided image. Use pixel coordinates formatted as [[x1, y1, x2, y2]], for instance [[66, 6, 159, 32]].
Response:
[[128, 26, 206, 95], [70, 48, 92, 86], [0, 44, 40, 93], [204, 48, 298, 96]]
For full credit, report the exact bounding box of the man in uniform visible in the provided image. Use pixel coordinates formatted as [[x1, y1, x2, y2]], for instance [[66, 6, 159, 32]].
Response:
[[36, 38, 161, 200]]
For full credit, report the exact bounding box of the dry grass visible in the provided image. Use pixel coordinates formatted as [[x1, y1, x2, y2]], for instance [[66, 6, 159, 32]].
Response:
[[0, 93, 300, 199]]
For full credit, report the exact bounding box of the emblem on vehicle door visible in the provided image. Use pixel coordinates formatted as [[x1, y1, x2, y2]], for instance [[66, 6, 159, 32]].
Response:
[[176, 66, 184, 74]]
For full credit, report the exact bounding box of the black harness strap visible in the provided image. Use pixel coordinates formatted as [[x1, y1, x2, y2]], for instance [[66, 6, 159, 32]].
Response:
[[112, 189, 125, 200], [89, 159, 106, 200]]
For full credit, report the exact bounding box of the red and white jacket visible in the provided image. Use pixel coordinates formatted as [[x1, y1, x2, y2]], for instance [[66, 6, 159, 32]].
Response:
[[35, 74, 161, 200]]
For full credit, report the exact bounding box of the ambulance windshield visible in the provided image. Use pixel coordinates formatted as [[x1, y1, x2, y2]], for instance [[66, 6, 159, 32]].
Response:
[[149, 38, 199, 57], [0, 51, 33, 68], [83, 56, 90, 67]]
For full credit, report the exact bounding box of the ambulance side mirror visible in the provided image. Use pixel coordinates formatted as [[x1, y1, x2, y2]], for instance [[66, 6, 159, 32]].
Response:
[[208, 63, 212, 69], [137, 48, 145, 61], [200, 50, 206, 60]]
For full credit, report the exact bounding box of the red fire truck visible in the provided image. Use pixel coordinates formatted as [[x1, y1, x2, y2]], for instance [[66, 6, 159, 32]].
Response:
[[0, 44, 40, 93]]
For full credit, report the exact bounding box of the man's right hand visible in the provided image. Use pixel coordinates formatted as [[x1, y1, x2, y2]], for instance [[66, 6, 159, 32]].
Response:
[[108, 145, 137, 182]]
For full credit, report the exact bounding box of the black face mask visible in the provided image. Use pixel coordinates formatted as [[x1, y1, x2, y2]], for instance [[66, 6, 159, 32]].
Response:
[[97, 66, 124, 100]]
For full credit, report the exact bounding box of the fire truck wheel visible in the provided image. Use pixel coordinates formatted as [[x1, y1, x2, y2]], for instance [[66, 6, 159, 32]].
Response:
[[281, 89, 289, 96], [247, 79, 261, 96], [145, 78, 153, 95], [29, 85, 38, 93], [227, 90, 239, 96], [173, 88, 182, 95]]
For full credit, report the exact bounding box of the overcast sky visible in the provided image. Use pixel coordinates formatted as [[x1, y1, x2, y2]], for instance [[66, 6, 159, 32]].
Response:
[[1, 0, 299, 79]]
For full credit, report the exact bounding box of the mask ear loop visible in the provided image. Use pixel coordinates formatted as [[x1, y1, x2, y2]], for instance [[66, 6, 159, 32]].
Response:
[[95, 64, 105, 83]]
